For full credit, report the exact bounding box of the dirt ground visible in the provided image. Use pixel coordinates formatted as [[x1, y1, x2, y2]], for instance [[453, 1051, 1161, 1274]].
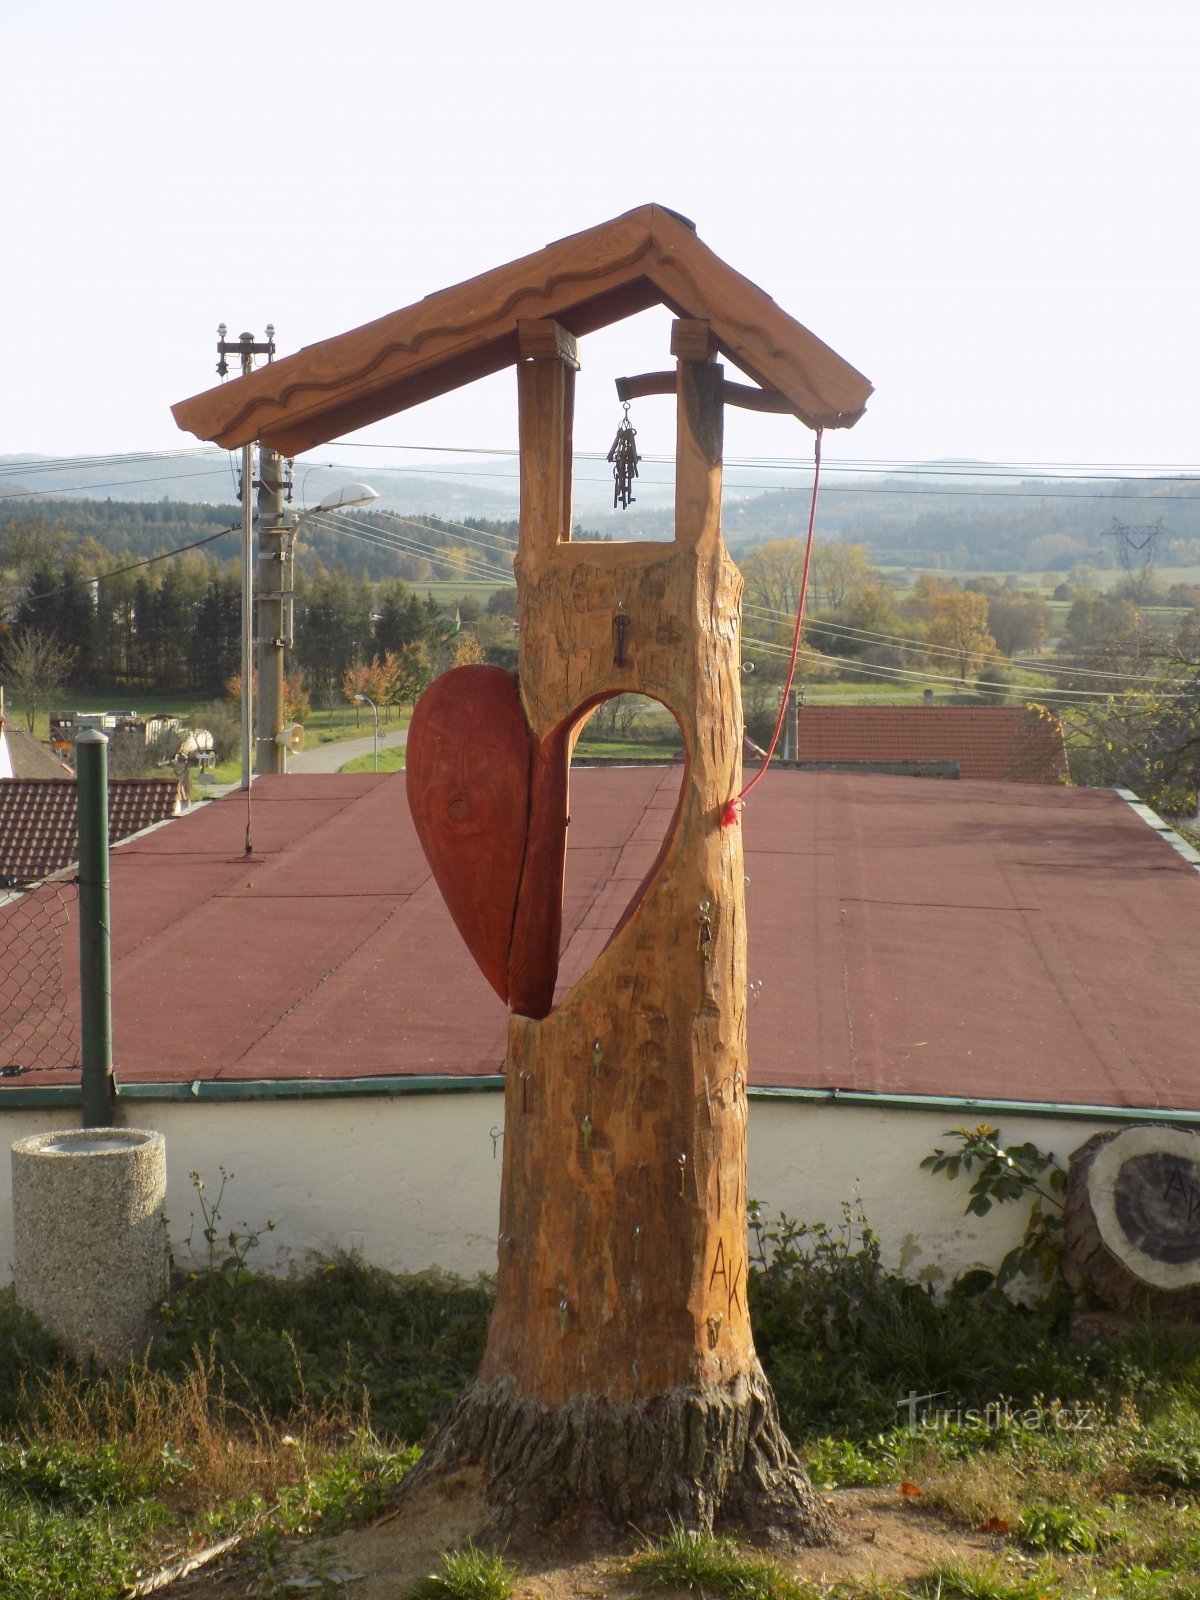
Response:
[[166, 1472, 1002, 1598]]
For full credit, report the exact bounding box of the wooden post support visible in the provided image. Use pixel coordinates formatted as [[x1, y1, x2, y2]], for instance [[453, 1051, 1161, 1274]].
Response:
[[414, 318, 829, 1541], [516, 319, 578, 572]]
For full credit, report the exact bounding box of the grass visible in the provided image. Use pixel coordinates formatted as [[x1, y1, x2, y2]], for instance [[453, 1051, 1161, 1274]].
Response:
[[630, 1523, 820, 1597], [340, 744, 406, 774], [10, 1212, 1200, 1596], [0, 1258, 477, 1598], [405, 1541, 521, 1598]]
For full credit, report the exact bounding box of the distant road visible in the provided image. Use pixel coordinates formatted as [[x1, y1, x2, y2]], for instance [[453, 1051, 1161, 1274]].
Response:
[[196, 726, 407, 798], [286, 725, 408, 774]]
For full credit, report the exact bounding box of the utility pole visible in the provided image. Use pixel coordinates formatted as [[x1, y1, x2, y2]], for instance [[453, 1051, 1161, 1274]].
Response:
[[256, 445, 294, 774], [215, 324, 276, 789]]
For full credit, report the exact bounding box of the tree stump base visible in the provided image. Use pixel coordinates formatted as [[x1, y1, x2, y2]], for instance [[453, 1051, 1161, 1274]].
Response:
[[1065, 1126, 1200, 1314], [397, 1368, 834, 1546]]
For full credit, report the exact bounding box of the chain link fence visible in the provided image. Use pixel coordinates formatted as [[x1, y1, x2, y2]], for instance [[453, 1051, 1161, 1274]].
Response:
[[0, 881, 81, 1079]]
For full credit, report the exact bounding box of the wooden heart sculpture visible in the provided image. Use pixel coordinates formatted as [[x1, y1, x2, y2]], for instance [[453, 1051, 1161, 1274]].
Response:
[[405, 665, 571, 1019]]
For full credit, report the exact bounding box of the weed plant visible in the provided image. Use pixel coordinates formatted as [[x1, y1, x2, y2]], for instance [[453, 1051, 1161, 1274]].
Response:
[[405, 1540, 521, 1599]]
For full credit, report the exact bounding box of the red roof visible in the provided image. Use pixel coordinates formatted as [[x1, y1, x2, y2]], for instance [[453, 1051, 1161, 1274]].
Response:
[[792, 705, 1069, 783], [0, 778, 186, 886], [3, 769, 1198, 1111]]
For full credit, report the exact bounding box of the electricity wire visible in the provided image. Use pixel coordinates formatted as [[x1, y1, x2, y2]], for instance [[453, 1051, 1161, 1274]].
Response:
[[742, 634, 1182, 703], [744, 602, 1175, 685]]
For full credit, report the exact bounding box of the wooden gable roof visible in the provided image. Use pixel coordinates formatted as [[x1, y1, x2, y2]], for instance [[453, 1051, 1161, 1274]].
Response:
[[172, 204, 872, 455]]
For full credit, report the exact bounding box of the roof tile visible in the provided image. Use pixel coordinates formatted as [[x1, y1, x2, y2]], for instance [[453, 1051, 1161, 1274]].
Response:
[[793, 705, 1068, 783], [0, 779, 185, 885]]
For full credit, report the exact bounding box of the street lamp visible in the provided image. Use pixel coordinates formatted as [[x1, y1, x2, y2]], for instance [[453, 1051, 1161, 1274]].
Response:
[[300, 482, 380, 523], [354, 693, 380, 772]]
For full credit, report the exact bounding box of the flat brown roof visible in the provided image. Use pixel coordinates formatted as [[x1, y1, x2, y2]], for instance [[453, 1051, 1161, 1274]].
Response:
[[3, 770, 1197, 1110]]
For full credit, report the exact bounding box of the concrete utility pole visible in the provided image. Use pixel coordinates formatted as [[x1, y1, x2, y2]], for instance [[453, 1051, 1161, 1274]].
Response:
[[215, 324, 276, 789], [256, 445, 294, 774]]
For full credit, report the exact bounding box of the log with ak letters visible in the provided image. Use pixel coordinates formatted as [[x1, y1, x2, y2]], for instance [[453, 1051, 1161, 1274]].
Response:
[[1064, 1125, 1200, 1316]]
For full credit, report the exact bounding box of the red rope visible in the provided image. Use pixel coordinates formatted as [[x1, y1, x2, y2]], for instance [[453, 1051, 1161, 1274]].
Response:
[[721, 427, 824, 830]]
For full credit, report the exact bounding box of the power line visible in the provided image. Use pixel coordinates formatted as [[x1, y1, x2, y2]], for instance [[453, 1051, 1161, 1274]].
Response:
[[374, 510, 517, 554], [0, 467, 235, 500], [742, 633, 1178, 703], [9, 441, 1200, 506], [313, 510, 513, 586], [744, 601, 1173, 685]]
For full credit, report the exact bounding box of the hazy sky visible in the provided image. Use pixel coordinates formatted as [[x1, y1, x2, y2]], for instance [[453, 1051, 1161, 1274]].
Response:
[[5, 0, 1199, 482]]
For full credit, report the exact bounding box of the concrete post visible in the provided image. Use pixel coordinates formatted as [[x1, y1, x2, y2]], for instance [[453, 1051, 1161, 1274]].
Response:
[[257, 446, 292, 775], [11, 1129, 168, 1365]]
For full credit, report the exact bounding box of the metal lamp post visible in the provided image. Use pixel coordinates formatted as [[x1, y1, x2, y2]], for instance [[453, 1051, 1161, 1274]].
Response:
[[354, 693, 380, 771]]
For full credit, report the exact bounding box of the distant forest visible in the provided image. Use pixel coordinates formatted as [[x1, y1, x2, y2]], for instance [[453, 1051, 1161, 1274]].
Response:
[[7, 464, 1200, 576], [0, 497, 518, 586]]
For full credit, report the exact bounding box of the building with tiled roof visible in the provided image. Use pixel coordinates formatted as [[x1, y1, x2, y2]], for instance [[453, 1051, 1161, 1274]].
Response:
[[0, 778, 186, 886], [792, 704, 1069, 784], [0, 721, 74, 780]]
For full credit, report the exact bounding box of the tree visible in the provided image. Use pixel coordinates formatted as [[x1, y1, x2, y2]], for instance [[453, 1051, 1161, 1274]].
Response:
[[0, 516, 70, 588], [189, 574, 241, 696], [1048, 612, 1200, 813], [1, 627, 75, 737], [372, 579, 425, 654], [985, 591, 1051, 658], [739, 538, 804, 614], [927, 590, 998, 681], [809, 540, 876, 609], [387, 641, 432, 709]]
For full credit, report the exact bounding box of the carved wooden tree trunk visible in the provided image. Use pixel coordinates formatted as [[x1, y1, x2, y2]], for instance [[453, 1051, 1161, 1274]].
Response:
[[410, 320, 829, 1541]]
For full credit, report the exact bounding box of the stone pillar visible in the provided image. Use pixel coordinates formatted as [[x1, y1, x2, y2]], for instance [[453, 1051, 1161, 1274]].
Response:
[[11, 1128, 168, 1364]]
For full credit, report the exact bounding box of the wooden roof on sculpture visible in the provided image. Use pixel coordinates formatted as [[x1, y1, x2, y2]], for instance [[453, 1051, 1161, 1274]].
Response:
[[172, 205, 873, 454]]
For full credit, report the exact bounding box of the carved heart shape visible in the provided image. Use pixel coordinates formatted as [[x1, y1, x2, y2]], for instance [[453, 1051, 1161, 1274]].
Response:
[[407, 666, 688, 1019], [405, 666, 570, 1019]]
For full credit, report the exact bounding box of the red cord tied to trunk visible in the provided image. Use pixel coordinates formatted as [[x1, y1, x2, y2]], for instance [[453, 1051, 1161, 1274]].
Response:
[[721, 427, 823, 831]]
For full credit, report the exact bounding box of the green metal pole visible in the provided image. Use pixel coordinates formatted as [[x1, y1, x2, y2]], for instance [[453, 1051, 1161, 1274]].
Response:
[[76, 729, 115, 1127]]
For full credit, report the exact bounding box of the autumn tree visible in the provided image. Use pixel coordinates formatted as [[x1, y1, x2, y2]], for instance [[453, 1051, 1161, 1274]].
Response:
[[927, 590, 998, 681]]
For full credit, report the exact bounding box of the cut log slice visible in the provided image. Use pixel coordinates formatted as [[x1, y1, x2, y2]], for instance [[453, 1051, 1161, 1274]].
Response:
[[1064, 1125, 1200, 1313]]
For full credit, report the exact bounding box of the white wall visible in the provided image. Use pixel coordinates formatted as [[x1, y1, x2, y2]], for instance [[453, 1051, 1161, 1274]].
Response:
[[1, 1094, 1111, 1289]]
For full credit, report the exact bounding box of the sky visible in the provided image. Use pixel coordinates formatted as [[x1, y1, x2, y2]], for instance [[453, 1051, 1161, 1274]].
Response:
[[4, 0, 1200, 485]]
